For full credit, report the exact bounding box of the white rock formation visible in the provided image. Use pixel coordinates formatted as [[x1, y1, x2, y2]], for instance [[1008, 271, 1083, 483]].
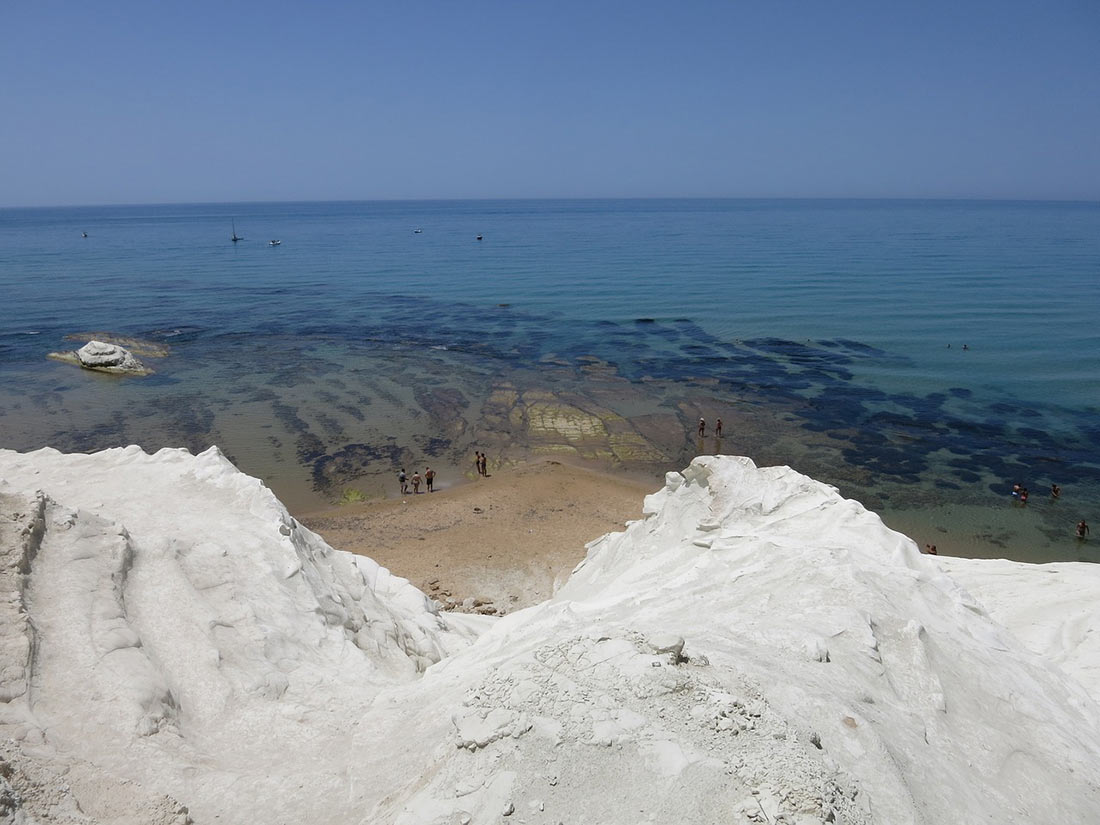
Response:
[[931, 555, 1100, 699], [77, 340, 142, 369], [77, 339, 150, 373], [1, 449, 1098, 824], [46, 340, 152, 375]]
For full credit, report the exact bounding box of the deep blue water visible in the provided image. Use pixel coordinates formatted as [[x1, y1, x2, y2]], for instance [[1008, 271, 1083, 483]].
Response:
[[1, 199, 1098, 561]]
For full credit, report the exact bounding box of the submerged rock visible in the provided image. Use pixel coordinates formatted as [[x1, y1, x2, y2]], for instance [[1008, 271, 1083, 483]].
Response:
[[48, 340, 153, 376]]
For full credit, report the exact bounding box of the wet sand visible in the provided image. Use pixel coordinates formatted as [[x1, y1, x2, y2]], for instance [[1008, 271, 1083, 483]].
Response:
[[296, 459, 659, 613]]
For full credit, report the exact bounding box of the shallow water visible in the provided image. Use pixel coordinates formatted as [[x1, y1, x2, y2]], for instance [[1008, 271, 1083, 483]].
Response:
[[1, 199, 1097, 562]]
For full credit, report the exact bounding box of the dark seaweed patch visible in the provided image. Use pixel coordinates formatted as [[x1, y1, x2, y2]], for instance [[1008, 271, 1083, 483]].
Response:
[[336, 404, 366, 422], [412, 436, 453, 457], [311, 442, 408, 492], [1017, 427, 1049, 441]]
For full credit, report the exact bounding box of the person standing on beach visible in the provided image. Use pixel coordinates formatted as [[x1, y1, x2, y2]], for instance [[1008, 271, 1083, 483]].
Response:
[[479, 453, 488, 476], [715, 418, 723, 438], [698, 417, 706, 437], [411, 471, 422, 494], [398, 468, 408, 495], [425, 466, 435, 492]]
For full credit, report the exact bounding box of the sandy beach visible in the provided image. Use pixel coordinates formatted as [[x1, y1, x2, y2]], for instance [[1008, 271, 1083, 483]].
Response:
[[297, 459, 659, 613]]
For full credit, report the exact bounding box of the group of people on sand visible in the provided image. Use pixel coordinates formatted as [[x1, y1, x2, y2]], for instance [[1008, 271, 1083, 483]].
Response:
[[1009, 481, 1090, 541], [697, 417, 723, 438], [396, 452, 491, 496], [398, 466, 436, 495]]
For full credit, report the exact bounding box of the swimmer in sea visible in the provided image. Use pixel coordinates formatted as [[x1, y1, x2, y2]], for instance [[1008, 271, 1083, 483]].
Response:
[[1077, 520, 1090, 540], [1051, 483, 1061, 499]]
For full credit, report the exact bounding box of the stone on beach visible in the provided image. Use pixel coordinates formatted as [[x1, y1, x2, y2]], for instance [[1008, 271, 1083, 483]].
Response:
[[647, 632, 686, 659]]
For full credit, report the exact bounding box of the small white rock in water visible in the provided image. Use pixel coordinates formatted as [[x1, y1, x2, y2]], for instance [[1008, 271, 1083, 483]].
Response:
[[78, 340, 139, 368], [48, 340, 152, 375]]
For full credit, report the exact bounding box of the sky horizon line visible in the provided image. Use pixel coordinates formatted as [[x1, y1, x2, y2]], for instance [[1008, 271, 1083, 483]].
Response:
[[6, 194, 1100, 211]]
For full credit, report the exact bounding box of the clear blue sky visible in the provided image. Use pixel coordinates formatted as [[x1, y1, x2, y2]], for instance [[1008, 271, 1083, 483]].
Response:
[[3, 0, 1098, 205]]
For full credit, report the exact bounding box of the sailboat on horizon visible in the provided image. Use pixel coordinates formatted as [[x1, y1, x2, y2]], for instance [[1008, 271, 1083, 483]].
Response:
[[231, 220, 242, 243]]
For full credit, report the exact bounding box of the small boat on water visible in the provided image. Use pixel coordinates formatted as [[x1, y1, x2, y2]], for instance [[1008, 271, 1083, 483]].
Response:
[[413, 227, 423, 234], [231, 220, 242, 243], [269, 240, 281, 246]]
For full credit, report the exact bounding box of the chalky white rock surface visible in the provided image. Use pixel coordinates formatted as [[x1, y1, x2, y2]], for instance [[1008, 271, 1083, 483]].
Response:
[[1, 448, 1098, 824], [931, 555, 1100, 699], [46, 340, 152, 375], [76, 340, 148, 373]]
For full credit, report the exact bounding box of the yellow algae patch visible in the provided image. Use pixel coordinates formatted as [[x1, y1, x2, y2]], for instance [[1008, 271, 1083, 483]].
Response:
[[600, 412, 667, 464], [525, 401, 608, 442], [608, 431, 666, 464], [531, 444, 580, 456], [489, 388, 519, 407], [520, 389, 556, 404], [481, 385, 521, 432]]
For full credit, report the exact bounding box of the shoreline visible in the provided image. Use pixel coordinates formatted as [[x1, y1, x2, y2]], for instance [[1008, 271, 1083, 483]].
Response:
[[297, 451, 1100, 616], [296, 458, 658, 613]]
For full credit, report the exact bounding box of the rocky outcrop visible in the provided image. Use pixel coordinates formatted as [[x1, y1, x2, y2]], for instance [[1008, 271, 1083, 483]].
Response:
[[1, 448, 1100, 824], [47, 340, 153, 375]]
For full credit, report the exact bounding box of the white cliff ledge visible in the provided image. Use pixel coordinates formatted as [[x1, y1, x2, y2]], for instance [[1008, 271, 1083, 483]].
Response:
[[0, 448, 1097, 824]]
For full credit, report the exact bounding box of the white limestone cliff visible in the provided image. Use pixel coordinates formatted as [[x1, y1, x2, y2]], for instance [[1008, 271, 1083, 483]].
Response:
[[0, 448, 1097, 824]]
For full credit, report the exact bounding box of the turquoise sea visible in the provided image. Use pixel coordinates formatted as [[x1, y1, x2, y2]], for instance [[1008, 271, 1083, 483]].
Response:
[[1, 199, 1098, 562]]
